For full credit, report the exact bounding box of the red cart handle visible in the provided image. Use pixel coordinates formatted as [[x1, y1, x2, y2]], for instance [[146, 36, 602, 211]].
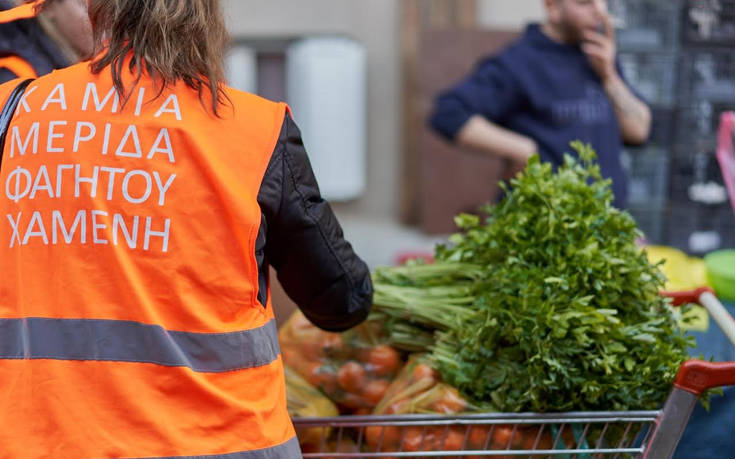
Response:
[[674, 360, 735, 395], [660, 287, 716, 307]]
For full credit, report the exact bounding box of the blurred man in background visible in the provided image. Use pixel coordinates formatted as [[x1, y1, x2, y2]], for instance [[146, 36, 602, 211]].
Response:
[[0, 0, 91, 82], [430, 0, 651, 208]]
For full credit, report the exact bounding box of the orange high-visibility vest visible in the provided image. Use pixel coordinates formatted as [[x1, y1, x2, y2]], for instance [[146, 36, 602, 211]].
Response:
[[0, 55, 38, 79], [0, 1, 43, 24], [0, 60, 299, 458]]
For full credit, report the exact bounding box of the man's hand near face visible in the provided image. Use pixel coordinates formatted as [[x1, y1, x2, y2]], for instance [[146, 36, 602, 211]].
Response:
[[581, 13, 617, 84], [582, 10, 652, 145]]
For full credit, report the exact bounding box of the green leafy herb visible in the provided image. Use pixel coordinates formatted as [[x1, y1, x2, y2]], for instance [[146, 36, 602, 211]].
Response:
[[431, 142, 693, 412], [370, 261, 483, 351]]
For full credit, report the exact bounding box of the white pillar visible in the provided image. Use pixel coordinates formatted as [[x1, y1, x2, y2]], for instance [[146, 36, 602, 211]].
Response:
[[286, 36, 367, 201]]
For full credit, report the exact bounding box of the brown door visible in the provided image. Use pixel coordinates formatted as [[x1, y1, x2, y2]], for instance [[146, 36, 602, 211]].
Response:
[[417, 28, 519, 234]]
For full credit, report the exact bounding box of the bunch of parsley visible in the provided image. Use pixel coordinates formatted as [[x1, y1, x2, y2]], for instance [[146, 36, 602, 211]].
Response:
[[431, 142, 693, 413]]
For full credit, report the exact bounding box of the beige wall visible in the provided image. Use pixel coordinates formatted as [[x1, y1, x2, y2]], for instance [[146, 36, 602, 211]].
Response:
[[222, 0, 544, 220], [476, 0, 546, 29], [223, 0, 401, 217]]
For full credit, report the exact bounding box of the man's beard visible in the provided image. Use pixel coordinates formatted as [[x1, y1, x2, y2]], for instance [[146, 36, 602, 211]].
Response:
[[557, 21, 585, 45]]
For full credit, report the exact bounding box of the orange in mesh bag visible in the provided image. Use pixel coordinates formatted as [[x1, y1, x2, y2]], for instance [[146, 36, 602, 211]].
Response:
[[279, 311, 403, 413], [366, 355, 554, 457]]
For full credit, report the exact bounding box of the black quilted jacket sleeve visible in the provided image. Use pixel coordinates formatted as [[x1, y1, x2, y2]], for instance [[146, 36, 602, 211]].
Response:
[[256, 113, 372, 332]]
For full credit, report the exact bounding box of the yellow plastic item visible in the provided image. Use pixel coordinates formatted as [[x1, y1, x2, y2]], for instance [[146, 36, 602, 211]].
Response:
[[645, 246, 710, 290], [285, 365, 338, 447], [644, 245, 710, 332], [679, 306, 710, 332]]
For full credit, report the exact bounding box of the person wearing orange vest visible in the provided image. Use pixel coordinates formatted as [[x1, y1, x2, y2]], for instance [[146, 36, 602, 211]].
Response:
[[0, 0, 92, 82], [0, 0, 372, 457]]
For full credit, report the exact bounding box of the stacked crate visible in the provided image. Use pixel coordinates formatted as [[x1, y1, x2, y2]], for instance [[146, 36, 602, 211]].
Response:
[[613, 0, 735, 253], [671, 0, 735, 252], [612, 0, 680, 245]]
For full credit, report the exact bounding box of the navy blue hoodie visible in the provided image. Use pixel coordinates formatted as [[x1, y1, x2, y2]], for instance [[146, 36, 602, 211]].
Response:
[[430, 23, 645, 208]]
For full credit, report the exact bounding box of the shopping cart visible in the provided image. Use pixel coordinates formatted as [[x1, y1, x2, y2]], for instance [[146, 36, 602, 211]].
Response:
[[292, 289, 735, 458]]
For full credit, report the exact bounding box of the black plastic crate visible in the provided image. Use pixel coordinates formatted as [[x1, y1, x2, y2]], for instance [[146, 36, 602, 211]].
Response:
[[650, 107, 676, 146], [619, 52, 678, 107], [683, 0, 735, 46], [679, 50, 735, 101], [714, 206, 735, 248], [664, 203, 735, 254], [622, 146, 670, 206], [610, 0, 681, 51], [674, 101, 731, 147], [669, 147, 730, 204], [664, 204, 696, 253], [628, 204, 666, 244]]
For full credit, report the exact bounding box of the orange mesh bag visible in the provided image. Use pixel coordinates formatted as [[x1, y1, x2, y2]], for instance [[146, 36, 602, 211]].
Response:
[[280, 311, 403, 414], [366, 355, 554, 458]]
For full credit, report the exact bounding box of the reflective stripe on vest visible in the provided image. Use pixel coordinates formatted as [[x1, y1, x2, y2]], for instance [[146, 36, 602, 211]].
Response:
[[131, 437, 301, 459], [0, 317, 280, 372]]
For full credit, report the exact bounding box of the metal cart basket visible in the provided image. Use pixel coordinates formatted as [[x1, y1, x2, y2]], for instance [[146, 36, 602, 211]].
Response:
[[293, 289, 735, 458]]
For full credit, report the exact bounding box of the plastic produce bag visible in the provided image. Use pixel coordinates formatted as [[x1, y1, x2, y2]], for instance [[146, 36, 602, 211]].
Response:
[[280, 311, 403, 414], [284, 366, 339, 448], [366, 355, 554, 456]]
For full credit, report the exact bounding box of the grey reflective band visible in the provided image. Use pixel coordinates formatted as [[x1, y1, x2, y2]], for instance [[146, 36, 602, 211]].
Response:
[[130, 436, 302, 459], [0, 317, 280, 373]]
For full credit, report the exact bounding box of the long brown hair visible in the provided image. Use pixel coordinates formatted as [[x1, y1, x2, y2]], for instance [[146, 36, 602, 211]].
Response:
[[86, 0, 230, 115]]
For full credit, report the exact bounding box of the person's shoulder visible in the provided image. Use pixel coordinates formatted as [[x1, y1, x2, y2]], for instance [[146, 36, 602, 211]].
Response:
[[224, 86, 286, 112], [473, 29, 536, 72], [0, 61, 87, 112], [224, 86, 275, 104], [0, 76, 25, 104], [0, 58, 75, 103], [500, 29, 542, 61], [221, 86, 288, 130], [17, 60, 92, 88]]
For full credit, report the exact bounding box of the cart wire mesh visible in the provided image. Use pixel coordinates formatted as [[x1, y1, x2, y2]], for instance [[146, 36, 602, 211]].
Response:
[[294, 411, 661, 458]]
